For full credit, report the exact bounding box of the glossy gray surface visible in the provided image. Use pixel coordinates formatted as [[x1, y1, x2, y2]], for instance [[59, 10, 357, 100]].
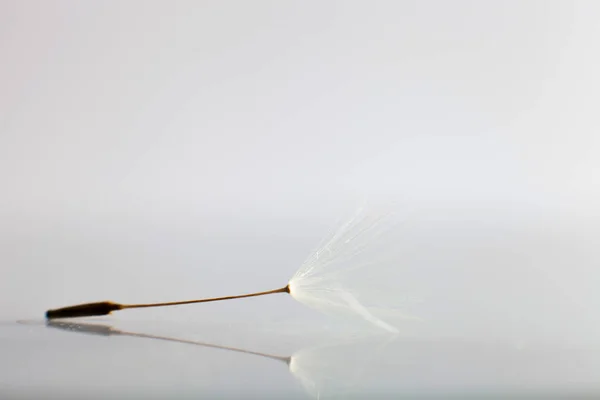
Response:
[[2, 317, 600, 399]]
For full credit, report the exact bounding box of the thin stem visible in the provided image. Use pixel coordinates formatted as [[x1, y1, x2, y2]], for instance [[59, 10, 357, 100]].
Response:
[[121, 286, 290, 310]]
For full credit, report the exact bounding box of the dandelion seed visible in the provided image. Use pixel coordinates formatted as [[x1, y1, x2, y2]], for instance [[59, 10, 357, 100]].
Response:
[[45, 205, 416, 332]]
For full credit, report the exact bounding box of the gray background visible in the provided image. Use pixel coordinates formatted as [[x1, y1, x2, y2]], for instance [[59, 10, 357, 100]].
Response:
[[1, 1, 600, 398]]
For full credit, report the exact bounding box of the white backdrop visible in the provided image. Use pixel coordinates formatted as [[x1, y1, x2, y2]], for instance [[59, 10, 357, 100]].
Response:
[[1, 1, 599, 346]]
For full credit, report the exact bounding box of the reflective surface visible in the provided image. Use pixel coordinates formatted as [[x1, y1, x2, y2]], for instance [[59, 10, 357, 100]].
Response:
[[2, 318, 599, 399]]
